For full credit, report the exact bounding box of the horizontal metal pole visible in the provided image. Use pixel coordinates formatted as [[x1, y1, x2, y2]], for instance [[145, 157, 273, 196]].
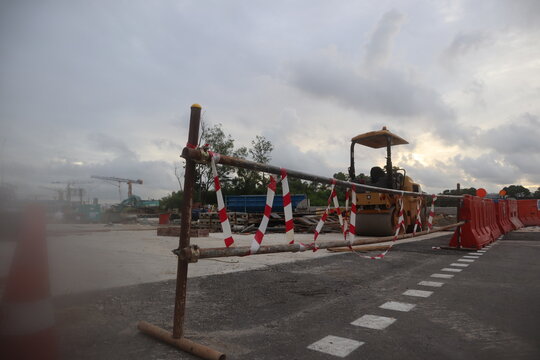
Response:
[[181, 147, 463, 199], [177, 222, 464, 261], [138, 321, 225, 360]]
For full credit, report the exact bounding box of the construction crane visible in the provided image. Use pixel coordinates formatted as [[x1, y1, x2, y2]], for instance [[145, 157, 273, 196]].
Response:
[[91, 176, 143, 201]]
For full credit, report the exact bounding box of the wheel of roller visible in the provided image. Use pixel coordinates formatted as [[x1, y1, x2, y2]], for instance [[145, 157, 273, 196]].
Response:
[[355, 206, 398, 236]]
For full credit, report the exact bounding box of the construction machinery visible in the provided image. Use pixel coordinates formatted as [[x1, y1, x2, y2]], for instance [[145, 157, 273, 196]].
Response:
[[348, 127, 426, 236], [91, 176, 143, 201]]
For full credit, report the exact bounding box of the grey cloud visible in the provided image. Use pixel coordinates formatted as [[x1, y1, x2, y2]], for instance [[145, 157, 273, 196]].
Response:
[[454, 153, 517, 185], [478, 113, 540, 155], [153, 138, 181, 152], [440, 31, 491, 69], [447, 113, 540, 187], [495, 0, 540, 29], [290, 58, 465, 142], [445, 31, 490, 57], [364, 9, 405, 70], [87, 133, 137, 159]]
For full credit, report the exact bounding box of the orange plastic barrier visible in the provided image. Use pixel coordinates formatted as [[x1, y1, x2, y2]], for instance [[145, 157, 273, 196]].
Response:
[[449, 195, 492, 249], [486, 199, 502, 240], [495, 200, 513, 234], [507, 199, 524, 230], [158, 213, 171, 225], [517, 199, 540, 226]]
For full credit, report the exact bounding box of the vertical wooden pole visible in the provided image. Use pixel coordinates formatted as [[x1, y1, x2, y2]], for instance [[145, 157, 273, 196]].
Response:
[[172, 104, 201, 338]]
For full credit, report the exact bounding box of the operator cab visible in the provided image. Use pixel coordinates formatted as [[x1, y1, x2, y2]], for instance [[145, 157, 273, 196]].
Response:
[[348, 126, 408, 190]]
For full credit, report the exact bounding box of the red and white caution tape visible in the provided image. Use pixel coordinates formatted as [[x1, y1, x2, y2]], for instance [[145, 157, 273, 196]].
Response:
[[413, 197, 423, 236], [281, 169, 295, 245], [311, 180, 338, 251], [348, 186, 357, 246], [368, 196, 405, 259], [332, 186, 345, 232], [250, 175, 277, 254], [210, 152, 234, 247], [427, 194, 437, 232], [343, 188, 350, 244]]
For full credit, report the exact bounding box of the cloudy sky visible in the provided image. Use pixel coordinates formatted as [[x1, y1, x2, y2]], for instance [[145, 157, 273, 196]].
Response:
[[1, 0, 539, 203]]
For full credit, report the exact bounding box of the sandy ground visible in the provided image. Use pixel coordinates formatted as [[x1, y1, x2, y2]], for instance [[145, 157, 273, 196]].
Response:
[[0, 224, 452, 296]]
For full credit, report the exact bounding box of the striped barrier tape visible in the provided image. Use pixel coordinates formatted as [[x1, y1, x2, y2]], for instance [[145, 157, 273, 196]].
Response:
[[250, 175, 278, 254], [332, 184, 345, 236], [310, 179, 338, 251], [413, 197, 423, 236], [367, 196, 405, 259], [343, 188, 350, 244], [348, 186, 357, 247], [281, 169, 295, 245], [209, 152, 235, 247], [427, 194, 437, 232]]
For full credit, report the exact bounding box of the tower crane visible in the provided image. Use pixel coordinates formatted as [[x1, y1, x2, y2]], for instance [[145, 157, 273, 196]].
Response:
[[91, 176, 143, 201]]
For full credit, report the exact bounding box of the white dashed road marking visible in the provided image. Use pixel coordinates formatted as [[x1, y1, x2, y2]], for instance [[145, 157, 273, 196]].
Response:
[[458, 259, 475, 263], [431, 273, 454, 279], [379, 301, 416, 312], [307, 335, 364, 358], [351, 315, 396, 330], [418, 281, 444, 287], [469, 252, 483, 255], [450, 263, 469, 267], [463, 256, 479, 259], [477, 250, 486, 253], [442, 267, 462, 272], [403, 289, 433, 298]]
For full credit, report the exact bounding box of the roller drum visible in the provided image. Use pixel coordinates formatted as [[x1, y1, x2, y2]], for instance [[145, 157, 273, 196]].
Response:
[[355, 207, 396, 236]]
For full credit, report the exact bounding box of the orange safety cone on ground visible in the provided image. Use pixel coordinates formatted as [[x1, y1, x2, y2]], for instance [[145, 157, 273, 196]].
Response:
[[0, 205, 57, 360]]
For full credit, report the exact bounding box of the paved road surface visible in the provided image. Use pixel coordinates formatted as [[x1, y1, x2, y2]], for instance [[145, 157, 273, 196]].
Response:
[[55, 230, 540, 359]]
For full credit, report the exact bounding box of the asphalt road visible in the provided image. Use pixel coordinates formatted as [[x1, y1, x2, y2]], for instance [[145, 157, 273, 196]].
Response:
[[55, 231, 540, 359]]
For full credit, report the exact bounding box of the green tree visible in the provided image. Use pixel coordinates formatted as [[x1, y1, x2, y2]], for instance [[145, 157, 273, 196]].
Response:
[[227, 135, 274, 195], [533, 187, 540, 199], [160, 191, 183, 210], [196, 122, 236, 203], [503, 185, 531, 199], [249, 135, 273, 163]]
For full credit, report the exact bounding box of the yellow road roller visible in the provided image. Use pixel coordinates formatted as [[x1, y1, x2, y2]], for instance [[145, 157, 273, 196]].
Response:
[[348, 127, 426, 236]]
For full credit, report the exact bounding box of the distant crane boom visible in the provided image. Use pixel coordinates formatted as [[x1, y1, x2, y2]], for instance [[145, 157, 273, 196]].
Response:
[[91, 176, 143, 201]]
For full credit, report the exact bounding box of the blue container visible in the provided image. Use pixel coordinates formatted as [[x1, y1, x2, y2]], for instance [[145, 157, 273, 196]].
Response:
[[225, 194, 307, 213]]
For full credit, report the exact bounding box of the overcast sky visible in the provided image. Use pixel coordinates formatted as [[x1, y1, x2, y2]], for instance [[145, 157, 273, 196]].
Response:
[[1, 0, 539, 203]]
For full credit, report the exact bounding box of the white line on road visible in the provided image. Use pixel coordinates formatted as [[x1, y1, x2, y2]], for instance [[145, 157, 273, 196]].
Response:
[[468, 252, 483, 255], [418, 281, 444, 287], [458, 259, 475, 263], [431, 273, 454, 279], [477, 250, 486, 253], [307, 335, 364, 358], [463, 256, 479, 259], [379, 301, 416, 312], [450, 263, 469, 267], [351, 315, 396, 330], [403, 289, 433, 298], [442, 267, 462, 272]]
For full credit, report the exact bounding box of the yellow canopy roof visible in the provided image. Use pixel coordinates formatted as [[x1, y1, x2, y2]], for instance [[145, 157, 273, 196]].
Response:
[[351, 127, 409, 148]]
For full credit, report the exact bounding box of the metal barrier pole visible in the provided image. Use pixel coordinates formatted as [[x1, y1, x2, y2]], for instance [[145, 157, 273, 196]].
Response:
[[181, 147, 463, 199], [177, 222, 465, 261], [138, 104, 226, 360]]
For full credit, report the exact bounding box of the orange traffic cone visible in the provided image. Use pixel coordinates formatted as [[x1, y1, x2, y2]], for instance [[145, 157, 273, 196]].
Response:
[[0, 205, 57, 360]]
